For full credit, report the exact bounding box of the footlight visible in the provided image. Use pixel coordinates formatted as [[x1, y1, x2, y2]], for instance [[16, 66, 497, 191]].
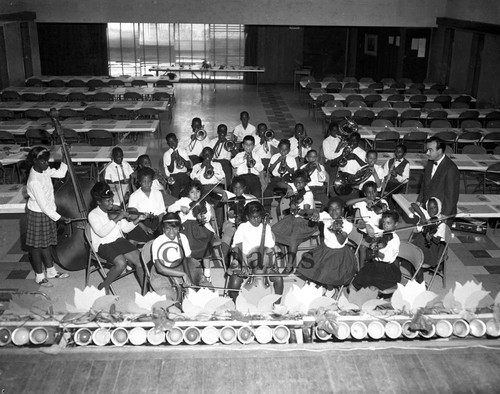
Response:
[[92, 328, 111, 346], [0, 327, 11, 346], [350, 321, 368, 340], [74, 328, 93, 346], [272, 325, 290, 344], [486, 319, 500, 337], [11, 327, 30, 346], [147, 328, 165, 345], [254, 325, 273, 344], [469, 319, 486, 338], [201, 326, 219, 345], [184, 326, 201, 345], [128, 327, 147, 346], [453, 319, 470, 338], [165, 327, 183, 345], [384, 321, 402, 339], [367, 321, 385, 340], [111, 327, 129, 346], [219, 326, 237, 345], [237, 326, 255, 344], [29, 327, 49, 345], [435, 320, 453, 338], [419, 324, 436, 339], [402, 321, 418, 339], [335, 322, 350, 340], [314, 326, 332, 341]]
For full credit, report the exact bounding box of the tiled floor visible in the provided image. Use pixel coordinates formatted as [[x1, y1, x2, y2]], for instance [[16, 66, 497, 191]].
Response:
[[1, 82, 499, 310]]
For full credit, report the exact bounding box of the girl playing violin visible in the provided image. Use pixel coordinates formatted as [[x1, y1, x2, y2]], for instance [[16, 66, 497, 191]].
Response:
[[104, 147, 134, 208], [126, 167, 166, 243], [25, 147, 70, 287], [88, 182, 146, 293], [227, 201, 283, 301], [150, 213, 211, 299], [351, 210, 401, 292], [167, 179, 216, 282], [221, 176, 258, 267], [297, 197, 357, 297], [301, 149, 328, 208], [347, 181, 389, 268], [410, 197, 447, 283], [263, 139, 297, 213], [272, 169, 318, 275]]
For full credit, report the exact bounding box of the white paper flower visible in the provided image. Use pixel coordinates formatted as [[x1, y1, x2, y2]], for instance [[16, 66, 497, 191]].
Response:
[[134, 292, 166, 312], [453, 281, 490, 311], [283, 283, 324, 314], [391, 280, 437, 313], [184, 288, 219, 309], [66, 286, 106, 312]]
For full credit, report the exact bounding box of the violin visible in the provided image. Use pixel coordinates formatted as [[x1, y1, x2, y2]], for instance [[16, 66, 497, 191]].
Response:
[[189, 200, 208, 225], [289, 188, 306, 215], [366, 198, 388, 215], [227, 195, 246, 228], [327, 218, 344, 234], [366, 233, 394, 261], [107, 208, 152, 221], [422, 216, 441, 246]]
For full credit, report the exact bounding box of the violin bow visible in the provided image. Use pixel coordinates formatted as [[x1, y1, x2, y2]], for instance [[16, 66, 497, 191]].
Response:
[[379, 213, 471, 235], [115, 165, 128, 211], [187, 178, 223, 214]]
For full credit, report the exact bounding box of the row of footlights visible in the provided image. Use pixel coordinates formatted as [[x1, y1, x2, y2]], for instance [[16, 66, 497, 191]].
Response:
[[315, 318, 500, 341], [1, 318, 499, 347]]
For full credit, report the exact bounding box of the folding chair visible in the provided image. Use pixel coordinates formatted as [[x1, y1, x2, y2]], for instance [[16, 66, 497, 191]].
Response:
[[84, 224, 138, 296]]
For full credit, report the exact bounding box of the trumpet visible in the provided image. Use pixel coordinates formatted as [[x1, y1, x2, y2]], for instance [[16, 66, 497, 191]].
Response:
[[172, 150, 185, 170], [278, 157, 288, 176], [246, 152, 256, 169], [188, 128, 207, 151], [223, 139, 236, 152], [264, 129, 275, 141], [303, 160, 318, 175], [204, 163, 215, 179], [167, 176, 176, 185], [302, 136, 313, 149]]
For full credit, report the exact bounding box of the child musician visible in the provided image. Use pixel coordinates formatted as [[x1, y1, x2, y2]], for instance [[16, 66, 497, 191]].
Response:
[[232, 111, 256, 142], [190, 146, 227, 228], [288, 123, 309, 164], [25, 147, 70, 287], [167, 179, 216, 282], [263, 139, 297, 213], [351, 210, 401, 292], [301, 149, 328, 208], [358, 150, 385, 192], [88, 182, 145, 293], [150, 213, 211, 299], [208, 124, 234, 183], [382, 144, 410, 201], [104, 147, 134, 208], [272, 169, 318, 275], [163, 133, 192, 198], [254, 123, 279, 171], [227, 201, 283, 301], [178, 117, 211, 164], [127, 167, 166, 243], [231, 135, 265, 198], [347, 181, 389, 268], [410, 198, 447, 283], [221, 176, 258, 267], [297, 197, 357, 297], [130, 154, 165, 193], [322, 121, 343, 185]]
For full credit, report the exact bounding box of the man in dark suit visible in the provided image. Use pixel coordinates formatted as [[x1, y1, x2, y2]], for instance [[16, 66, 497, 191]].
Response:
[[417, 137, 460, 219]]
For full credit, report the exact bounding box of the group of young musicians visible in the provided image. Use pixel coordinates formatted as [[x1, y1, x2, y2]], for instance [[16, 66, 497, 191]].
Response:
[[25, 113, 448, 300]]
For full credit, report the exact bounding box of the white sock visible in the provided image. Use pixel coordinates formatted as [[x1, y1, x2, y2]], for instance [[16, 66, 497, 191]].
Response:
[[204, 268, 211, 278], [35, 273, 46, 283], [46, 266, 58, 276], [325, 289, 335, 298]]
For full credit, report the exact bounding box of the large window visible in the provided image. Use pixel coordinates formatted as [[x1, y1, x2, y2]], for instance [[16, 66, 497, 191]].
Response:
[[107, 23, 245, 79]]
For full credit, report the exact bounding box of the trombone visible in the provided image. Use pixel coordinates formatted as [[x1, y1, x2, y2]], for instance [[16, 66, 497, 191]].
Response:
[[188, 128, 207, 151]]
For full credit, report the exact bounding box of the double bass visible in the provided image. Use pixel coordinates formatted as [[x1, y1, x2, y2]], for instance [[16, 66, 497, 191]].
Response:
[[49, 109, 93, 271]]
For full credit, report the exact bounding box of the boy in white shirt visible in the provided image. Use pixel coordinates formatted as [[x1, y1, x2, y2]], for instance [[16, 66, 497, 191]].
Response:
[[104, 147, 134, 208], [178, 117, 211, 164], [232, 111, 256, 142], [231, 135, 264, 198], [163, 133, 192, 198]]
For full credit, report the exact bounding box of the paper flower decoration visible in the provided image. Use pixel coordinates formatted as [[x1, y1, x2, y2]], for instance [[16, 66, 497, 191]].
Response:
[[443, 281, 490, 311], [7, 294, 53, 316], [282, 283, 330, 314], [65, 286, 106, 313], [345, 287, 379, 310], [134, 292, 166, 312], [235, 283, 274, 315], [391, 280, 437, 313], [182, 288, 233, 318]]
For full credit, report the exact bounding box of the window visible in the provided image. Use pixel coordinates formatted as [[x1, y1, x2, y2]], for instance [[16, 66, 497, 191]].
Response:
[[107, 23, 245, 80]]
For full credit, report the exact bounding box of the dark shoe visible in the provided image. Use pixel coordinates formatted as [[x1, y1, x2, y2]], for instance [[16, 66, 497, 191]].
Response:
[[281, 267, 295, 275], [36, 278, 54, 288]]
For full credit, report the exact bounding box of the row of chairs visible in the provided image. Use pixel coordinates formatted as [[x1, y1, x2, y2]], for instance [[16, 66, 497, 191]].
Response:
[[1, 91, 172, 103], [0, 128, 116, 147], [0, 107, 162, 122], [325, 108, 500, 129], [301, 75, 442, 87], [26, 77, 175, 89]]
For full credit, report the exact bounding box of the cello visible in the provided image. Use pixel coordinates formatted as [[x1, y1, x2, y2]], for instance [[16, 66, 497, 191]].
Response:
[[49, 108, 93, 271]]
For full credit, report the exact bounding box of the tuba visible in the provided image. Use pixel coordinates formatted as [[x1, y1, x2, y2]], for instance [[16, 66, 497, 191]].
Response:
[[336, 118, 358, 167], [188, 128, 207, 151], [333, 165, 372, 196]]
